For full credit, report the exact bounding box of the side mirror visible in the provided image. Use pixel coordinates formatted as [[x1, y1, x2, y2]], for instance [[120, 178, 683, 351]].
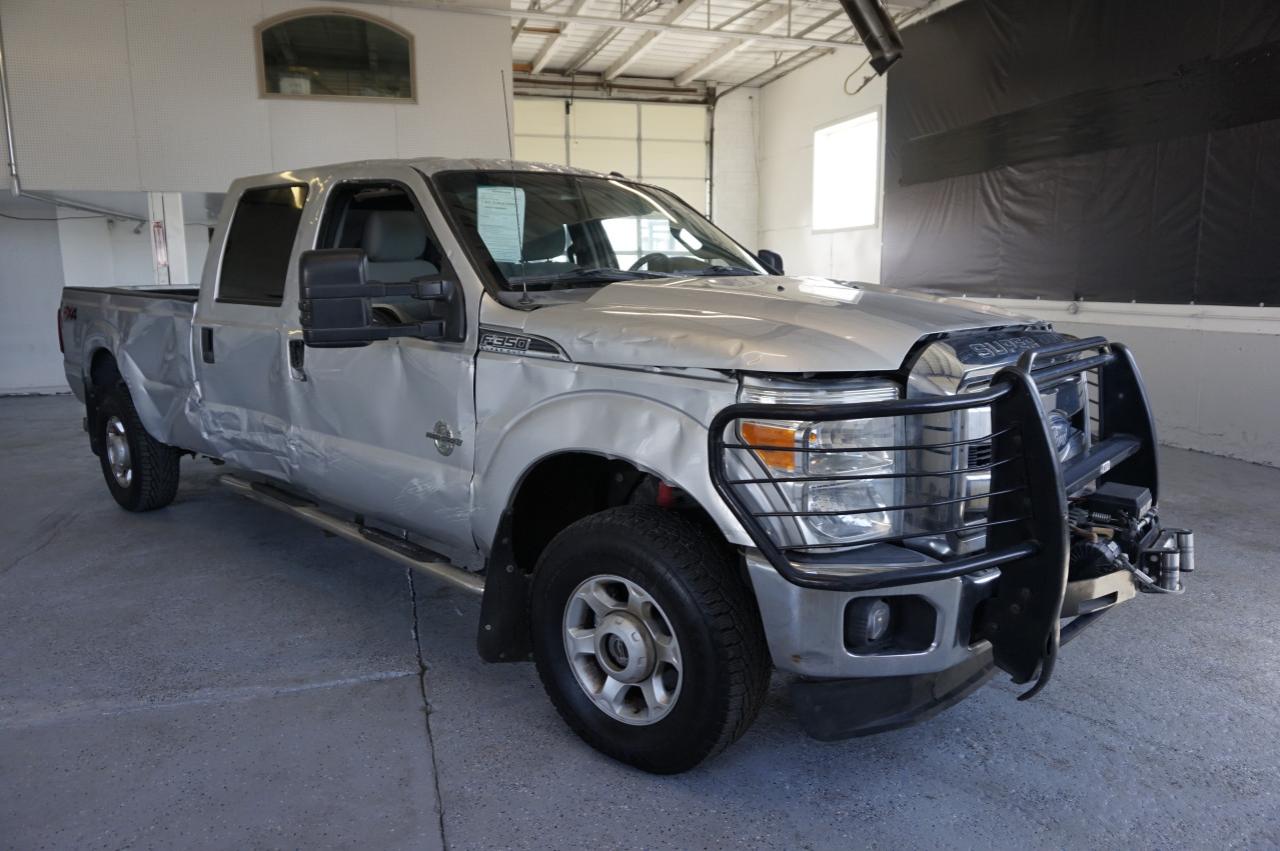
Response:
[[757, 249, 784, 275], [298, 248, 462, 347]]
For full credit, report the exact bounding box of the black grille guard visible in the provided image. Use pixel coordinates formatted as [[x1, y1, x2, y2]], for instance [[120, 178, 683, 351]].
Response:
[[708, 337, 1160, 686]]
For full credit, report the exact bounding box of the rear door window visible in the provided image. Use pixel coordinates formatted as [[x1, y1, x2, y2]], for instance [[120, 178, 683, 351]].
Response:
[[217, 185, 309, 306]]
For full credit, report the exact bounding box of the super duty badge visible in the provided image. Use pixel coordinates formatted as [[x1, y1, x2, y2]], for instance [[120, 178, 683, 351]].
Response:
[[479, 328, 566, 360], [480, 332, 531, 356]]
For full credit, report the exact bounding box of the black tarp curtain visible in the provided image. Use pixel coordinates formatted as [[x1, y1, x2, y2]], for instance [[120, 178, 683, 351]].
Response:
[[882, 0, 1280, 305]]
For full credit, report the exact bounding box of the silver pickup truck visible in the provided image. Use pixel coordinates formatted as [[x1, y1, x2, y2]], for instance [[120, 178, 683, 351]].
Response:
[[59, 158, 1192, 773]]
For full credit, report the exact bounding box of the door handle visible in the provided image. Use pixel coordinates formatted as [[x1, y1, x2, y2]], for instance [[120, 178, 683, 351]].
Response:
[[201, 327, 215, 363], [288, 339, 307, 381]]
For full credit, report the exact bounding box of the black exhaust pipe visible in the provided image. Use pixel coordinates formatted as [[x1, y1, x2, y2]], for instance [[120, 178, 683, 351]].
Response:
[[835, 0, 905, 74]]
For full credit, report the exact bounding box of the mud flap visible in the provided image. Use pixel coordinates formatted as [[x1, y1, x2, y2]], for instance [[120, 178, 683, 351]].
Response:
[[477, 511, 535, 663], [982, 366, 1070, 691]]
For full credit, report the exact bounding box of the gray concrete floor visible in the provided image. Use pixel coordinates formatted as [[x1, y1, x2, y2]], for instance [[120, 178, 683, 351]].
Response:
[[2, 394, 1278, 849]]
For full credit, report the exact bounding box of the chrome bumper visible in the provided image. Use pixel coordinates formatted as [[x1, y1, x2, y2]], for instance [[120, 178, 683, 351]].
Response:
[[745, 550, 998, 679], [747, 550, 1145, 680]]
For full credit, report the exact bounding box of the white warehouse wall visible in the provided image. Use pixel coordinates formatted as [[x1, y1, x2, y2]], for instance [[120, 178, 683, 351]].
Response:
[[710, 88, 759, 252], [755, 56, 886, 282], [55, 217, 208, 288], [0, 198, 67, 393], [744, 8, 1280, 467], [0, 0, 513, 193], [0, 0, 510, 393]]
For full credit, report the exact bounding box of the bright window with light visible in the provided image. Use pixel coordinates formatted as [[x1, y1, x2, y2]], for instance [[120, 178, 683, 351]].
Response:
[[812, 111, 880, 231]]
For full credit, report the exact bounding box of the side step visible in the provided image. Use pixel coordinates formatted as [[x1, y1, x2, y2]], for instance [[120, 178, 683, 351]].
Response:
[[219, 474, 485, 596]]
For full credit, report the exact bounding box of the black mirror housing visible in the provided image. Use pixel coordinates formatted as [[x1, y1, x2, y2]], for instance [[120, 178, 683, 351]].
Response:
[[300, 249, 373, 346], [757, 249, 785, 275], [298, 248, 463, 347]]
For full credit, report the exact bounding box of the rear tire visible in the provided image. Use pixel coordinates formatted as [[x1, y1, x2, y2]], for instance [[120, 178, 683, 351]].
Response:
[[96, 382, 181, 512], [530, 506, 770, 773]]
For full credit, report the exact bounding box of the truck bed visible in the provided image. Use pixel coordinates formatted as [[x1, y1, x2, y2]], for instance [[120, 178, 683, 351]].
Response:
[[60, 285, 208, 455], [63, 285, 200, 302]]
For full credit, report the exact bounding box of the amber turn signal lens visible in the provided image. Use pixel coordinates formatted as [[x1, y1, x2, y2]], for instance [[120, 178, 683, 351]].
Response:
[[741, 421, 802, 471]]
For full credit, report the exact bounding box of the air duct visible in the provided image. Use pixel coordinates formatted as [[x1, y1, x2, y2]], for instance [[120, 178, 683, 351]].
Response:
[[836, 0, 905, 74]]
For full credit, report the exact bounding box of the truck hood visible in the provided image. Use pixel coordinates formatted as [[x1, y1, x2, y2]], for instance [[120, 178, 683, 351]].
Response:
[[518, 276, 1038, 373]]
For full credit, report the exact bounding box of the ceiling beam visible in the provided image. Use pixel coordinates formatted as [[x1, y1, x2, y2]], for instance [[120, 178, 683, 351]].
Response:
[[562, 0, 658, 76], [341, 0, 869, 55], [529, 0, 591, 74], [603, 0, 704, 81], [673, 6, 790, 87]]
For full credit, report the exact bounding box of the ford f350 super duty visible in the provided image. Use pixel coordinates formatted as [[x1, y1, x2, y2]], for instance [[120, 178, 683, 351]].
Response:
[[58, 158, 1193, 773]]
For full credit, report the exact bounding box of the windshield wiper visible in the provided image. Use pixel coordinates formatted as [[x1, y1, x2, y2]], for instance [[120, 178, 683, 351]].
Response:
[[685, 265, 760, 277], [508, 267, 675, 288]]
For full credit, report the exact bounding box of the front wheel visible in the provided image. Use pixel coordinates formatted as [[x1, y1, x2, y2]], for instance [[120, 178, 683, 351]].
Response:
[[530, 506, 770, 773], [96, 382, 181, 512]]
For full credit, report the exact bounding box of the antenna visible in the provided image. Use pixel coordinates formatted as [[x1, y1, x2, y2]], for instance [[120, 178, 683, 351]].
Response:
[[499, 70, 532, 306]]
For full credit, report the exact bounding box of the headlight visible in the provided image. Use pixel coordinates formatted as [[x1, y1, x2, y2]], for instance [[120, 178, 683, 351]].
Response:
[[738, 378, 901, 547]]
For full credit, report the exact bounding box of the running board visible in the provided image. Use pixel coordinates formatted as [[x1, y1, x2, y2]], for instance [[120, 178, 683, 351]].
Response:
[[218, 474, 485, 596]]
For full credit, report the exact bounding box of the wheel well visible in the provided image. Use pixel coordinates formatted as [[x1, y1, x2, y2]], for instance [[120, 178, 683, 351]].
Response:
[[90, 349, 120, 388], [477, 451, 725, 663], [507, 452, 717, 577], [85, 349, 121, 456]]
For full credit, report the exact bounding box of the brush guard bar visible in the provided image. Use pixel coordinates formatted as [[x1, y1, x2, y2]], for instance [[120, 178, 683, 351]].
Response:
[[709, 337, 1160, 686]]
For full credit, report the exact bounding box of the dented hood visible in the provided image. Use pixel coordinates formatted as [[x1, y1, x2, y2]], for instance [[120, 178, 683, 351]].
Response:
[[520, 276, 1037, 372]]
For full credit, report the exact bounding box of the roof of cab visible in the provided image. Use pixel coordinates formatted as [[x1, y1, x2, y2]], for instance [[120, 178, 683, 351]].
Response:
[[229, 157, 607, 190]]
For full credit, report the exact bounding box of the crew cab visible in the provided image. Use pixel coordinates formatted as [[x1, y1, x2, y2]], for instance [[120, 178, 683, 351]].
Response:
[[58, 158, 1193, 773]]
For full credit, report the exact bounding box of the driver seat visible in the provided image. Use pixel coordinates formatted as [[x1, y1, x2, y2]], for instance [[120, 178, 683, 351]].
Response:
[[363, 211, 439, 283]]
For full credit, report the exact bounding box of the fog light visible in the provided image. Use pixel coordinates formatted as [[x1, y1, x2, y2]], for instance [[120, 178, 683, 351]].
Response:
[[845, 598, 892, 649]]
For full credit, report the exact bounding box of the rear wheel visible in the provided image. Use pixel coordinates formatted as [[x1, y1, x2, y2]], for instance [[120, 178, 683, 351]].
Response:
[[96, 382, 180, 511], [530, 506, 770, 773]]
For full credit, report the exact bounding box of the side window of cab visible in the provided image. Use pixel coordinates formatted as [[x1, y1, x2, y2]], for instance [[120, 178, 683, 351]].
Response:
[[318, 182, 449, 327], [218, 185, 309, 306]]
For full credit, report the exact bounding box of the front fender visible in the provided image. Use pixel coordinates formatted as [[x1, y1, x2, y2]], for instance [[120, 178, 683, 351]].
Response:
[[472, 385, 751, 555]]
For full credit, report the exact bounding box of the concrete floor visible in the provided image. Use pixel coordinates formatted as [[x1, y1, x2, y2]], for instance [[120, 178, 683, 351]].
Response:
[[2, 394, 1278, 849]]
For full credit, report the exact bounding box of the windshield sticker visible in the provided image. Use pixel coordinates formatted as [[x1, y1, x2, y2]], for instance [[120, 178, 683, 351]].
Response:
[[477, 186, 526, 263]]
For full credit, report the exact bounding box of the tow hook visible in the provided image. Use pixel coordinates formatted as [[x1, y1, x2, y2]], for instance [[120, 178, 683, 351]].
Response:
[[1122, 528, 1195, 594]]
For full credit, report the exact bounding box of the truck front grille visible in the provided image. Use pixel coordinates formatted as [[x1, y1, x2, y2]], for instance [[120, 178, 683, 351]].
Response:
[[967, 441, 994, 468]]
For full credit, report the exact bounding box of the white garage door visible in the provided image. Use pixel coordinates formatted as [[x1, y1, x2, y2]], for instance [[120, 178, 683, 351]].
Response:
[[513, 98, 709, 213]]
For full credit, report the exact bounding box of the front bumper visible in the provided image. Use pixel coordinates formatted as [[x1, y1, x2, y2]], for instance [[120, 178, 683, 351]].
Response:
[[745, 550, 1000, 679], [747, 550, 1139, 680], [749, 549, 1154, 739], [713, 337, 1190, 736]]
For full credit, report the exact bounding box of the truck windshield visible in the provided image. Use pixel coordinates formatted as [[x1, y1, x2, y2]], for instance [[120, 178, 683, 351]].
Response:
[[432, 170, 764, 291]]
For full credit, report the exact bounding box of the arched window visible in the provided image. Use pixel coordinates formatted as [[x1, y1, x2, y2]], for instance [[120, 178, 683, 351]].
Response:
[[257, 10, 414, 101]]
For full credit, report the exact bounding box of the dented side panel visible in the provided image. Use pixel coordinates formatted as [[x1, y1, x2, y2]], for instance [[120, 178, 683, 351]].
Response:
[[61, 288, 213, 457], [472, 299, 751, 553]]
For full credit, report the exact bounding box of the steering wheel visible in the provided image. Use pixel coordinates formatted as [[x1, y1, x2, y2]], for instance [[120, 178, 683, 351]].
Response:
[[629, 252, 670, 272]]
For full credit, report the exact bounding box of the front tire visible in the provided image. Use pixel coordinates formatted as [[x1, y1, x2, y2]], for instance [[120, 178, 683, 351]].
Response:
[[96, 382, 181, 512], [530, 506, 770, 773]]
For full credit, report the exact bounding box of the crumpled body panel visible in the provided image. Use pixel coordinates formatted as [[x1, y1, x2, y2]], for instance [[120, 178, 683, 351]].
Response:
[[470, 338, 749, 550], [61, 288, 212, 456]]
